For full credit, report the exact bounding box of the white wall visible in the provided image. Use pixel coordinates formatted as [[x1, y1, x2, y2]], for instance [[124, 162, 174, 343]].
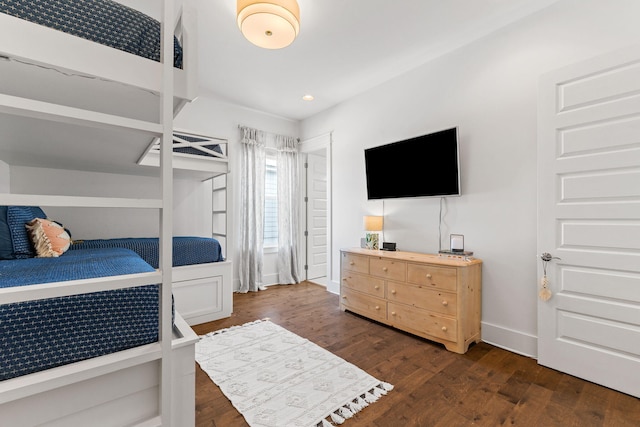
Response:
[[300, 0, 640, 357], [174, 94, 299, 289], [9, 166, 211, 239]]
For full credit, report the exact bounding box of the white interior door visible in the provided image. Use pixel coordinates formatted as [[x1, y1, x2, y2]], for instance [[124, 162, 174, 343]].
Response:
[[306, 152, 327, 280], [537, 46, 640, 397]]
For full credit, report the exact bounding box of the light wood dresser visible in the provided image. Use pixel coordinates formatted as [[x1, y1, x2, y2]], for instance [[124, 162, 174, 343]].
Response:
[[340, 248, 482, 354]]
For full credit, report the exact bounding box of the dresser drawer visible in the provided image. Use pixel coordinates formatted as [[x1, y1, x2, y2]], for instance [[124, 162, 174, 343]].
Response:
[[342, 272, 385, 298], [388, 302, 457, 342], [407, 263, 457, 291], [387, 281, 457, 316], [341, 288, 386, 321], [341, 252, 369, 274], [370, 257, 406, 281]]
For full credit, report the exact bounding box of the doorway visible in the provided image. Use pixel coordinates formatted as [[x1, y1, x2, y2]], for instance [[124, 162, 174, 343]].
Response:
[[299, 133, 332, 289]]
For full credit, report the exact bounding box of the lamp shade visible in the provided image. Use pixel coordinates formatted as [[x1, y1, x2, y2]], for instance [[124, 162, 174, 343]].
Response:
[[237, 0, 300, 49], [364, 216, 383, 232]]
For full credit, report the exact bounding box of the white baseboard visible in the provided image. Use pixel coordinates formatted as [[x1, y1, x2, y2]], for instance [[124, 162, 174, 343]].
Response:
[[232, 274, 278, 292], [326, 280, 340, 295], [481, 321, 538, 358], [263, 273, 279, 287]]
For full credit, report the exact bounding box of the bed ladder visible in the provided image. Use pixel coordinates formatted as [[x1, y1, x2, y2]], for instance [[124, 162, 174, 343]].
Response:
[[212, 173, 228, 260]]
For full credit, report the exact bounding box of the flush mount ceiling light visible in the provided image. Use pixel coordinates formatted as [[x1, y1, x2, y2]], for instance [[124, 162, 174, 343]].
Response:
[[237, 0, 300, 49], [302, 94, 314, 101]]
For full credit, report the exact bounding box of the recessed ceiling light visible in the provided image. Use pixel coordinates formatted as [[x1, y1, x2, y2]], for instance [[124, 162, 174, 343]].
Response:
[[302, 94, 314, 101]]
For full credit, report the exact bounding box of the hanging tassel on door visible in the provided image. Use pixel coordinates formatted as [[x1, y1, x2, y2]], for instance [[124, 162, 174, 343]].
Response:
[[539, 252, 560, 301]]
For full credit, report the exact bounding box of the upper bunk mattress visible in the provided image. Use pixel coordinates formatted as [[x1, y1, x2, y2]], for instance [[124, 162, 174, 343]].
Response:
[[69, 236, 224, 268], [0, 0, 183, 68], [0, 247, 161, 381]]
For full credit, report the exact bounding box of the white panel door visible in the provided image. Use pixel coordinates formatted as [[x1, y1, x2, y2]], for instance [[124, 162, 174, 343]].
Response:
[[306, 153, 327, 280], [538, 46, 640, 397]]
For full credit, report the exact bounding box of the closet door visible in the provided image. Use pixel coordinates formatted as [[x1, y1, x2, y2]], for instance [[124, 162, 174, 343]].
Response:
[[537, 45, 640, 397]]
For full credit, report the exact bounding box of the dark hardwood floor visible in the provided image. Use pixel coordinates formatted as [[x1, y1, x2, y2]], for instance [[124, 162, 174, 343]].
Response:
[[191, 281, 640, 427]]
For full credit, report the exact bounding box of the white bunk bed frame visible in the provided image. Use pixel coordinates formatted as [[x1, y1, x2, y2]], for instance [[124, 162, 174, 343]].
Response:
[[0, 1, 213, 425], [141, 129, 233, 326]]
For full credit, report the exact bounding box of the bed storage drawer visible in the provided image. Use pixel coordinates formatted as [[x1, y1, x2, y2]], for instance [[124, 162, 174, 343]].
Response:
[[173, 276, 223, 322]]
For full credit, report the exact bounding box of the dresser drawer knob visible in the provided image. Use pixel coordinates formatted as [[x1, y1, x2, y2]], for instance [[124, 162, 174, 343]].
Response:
[[342, 295, 347, 299], [391, 311, 396, 316], [441, 300, 448, 306], [382, 267, 388, 272], [375, 305, 380, 310], [426, 273, 432, 279], [441, 326, 448, 332], [374, 285, 379, 290], [391, 290, 396, 295], [349, 261, 355, 266]]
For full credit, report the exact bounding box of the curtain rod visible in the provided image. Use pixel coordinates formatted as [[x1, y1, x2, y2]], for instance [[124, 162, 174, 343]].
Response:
[[237, 124, 300, 142]]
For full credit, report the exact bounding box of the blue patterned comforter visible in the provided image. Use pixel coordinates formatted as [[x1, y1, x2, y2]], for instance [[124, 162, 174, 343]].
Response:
[[0, 248, 162, 381], [0, 0, 183, 68], [70, 236, 224, 268]]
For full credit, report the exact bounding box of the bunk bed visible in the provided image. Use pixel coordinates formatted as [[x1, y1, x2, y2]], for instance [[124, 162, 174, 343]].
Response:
[[0, 1, 210, 425], [70, 233, 233, 326]]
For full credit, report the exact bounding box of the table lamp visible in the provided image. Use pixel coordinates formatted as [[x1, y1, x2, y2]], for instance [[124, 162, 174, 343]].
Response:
[[363, 216, 383, 250]]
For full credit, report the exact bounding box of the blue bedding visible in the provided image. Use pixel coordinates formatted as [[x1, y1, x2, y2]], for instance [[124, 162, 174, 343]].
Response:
[[70, 236, 224, 268], [0, 0, 183, 68], [0, 248, 162, 381]]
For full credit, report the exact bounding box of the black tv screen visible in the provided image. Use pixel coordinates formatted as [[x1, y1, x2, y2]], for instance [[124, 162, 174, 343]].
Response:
[[365, 127, 460, 199]]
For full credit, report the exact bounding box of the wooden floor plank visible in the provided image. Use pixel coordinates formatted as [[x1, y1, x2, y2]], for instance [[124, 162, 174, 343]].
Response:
[[192, 282, 640, 427]]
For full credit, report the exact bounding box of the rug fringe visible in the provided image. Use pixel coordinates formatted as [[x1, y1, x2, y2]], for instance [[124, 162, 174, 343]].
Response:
[[319, 381, 394, 426], [199, 318, 270, 338], [330, 412, 345, 424]]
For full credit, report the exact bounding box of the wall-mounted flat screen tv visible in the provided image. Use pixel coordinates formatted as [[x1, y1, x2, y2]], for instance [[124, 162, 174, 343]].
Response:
[[365, 127, 460, 199]]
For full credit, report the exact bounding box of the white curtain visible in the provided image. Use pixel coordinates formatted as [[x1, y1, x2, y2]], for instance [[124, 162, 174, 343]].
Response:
[[276, 135, 300, 284], [238, 127, 266, 293]]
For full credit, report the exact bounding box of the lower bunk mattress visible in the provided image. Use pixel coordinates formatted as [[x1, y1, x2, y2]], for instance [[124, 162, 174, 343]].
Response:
[[70, 236, 224, 268], [0, 248, 163, 381]]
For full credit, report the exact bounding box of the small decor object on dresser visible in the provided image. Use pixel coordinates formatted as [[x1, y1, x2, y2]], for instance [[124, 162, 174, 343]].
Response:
[[382, 242, 396, 251], [450, 234, 464, 252], [363, 215, 383, 250], [340, 248, 482, 354]]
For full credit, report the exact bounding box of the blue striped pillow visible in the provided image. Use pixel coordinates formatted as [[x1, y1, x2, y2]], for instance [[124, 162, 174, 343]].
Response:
[[7, 206, 47, 259]]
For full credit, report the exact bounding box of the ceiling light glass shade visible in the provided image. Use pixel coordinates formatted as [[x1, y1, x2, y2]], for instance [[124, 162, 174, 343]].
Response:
[[237, 0, 300, 49]]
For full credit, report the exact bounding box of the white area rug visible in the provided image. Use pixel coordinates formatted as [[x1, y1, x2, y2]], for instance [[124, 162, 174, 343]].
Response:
[[195, 319, 393, 427]]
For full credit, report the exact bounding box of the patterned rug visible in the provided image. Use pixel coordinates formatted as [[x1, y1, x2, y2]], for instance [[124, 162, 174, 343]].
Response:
[[195, 319, 393, 427]]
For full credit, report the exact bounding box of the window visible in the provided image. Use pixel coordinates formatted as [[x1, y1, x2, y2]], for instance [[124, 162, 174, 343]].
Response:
[[264, 155, 278, 248]]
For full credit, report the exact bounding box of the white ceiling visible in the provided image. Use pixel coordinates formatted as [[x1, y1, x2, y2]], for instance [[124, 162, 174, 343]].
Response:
[[194, 0, 563, 121]]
